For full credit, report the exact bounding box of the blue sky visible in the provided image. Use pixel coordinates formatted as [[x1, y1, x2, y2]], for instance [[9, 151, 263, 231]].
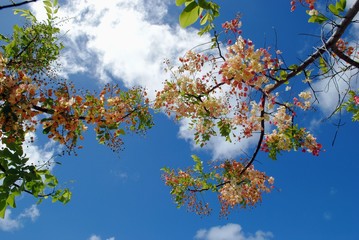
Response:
[[1, 0, 359, 240]]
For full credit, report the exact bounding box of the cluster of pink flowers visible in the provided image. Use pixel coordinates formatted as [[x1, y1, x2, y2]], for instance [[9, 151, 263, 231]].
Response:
[[293, 91, 312, 110], [220, 37, 281, 91], [263, 105, 322, 156], [336, 39, 355, 56], [222, 16, 242, 34], [0, 53, 39, 142], [354, 95, 359, 105], [156, 13, 326, 215], [291, 0, 316, 11], [218, 161, 274, 216]]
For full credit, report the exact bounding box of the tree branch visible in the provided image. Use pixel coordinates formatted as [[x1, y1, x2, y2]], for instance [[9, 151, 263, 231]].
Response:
[[0, 0, 38, 10], [189, 95, 267, 193], [32, 104, 140, 122], [269, 0, 359, 93], [331, 46, 359, 68], [12, 182, 55, 198], [238, 95, 266, 176]]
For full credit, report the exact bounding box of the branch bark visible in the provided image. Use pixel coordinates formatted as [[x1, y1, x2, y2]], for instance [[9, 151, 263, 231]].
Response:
[[189, 95, 266, 193], [269, 0, 359, 94], [0, 0, 38, 10], [188, 1, 359, 195], [31, 104, 140, 122], [331, 46, 359, 68]]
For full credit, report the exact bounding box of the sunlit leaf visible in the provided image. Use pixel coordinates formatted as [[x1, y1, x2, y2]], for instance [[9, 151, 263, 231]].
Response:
[[179, 1, 201, 28]]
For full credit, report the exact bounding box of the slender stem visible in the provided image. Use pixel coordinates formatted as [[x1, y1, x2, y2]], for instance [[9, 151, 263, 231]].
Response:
[[0, 0, 38, 10], [331, 46, 359, 68], [269, 0, 359, 93]]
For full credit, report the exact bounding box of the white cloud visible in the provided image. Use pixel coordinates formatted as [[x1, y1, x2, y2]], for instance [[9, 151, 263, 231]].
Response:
[[309, 0, 359, 116], [31, 0, 211, 99], [194, 223, 273, 240], [0, 205, 40, 232], [178, 118, 259, 160], [0, 210, 22, 232], [88, 235, 115, 240], [1, 130, 59, 172], [88, 235, 101, 240], [23, 132, 59, 171], [30, 0, 255, 159], [311, 66, 359, 116], [18, 204, 40, 222]]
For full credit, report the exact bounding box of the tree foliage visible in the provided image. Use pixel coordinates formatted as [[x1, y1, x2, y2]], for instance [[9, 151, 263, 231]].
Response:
[[1, 0, 358, 220], [158, 0, 359, 216], [0, 0, 153, 218]]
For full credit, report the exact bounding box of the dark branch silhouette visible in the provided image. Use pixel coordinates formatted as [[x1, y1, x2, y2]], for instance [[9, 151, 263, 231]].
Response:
[[187, 1, 359, 194], [0, 0, 38, 10], [269, 0, 359, 94]]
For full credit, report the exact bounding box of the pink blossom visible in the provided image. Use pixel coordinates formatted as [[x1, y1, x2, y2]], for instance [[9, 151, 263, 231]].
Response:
[[354, 95, 359, 105]]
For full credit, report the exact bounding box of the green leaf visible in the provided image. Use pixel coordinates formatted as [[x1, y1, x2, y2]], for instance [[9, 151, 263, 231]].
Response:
[[198, 0, 211, 9], [13, 9, 37, 22], [0, 33, 9, 42], [43, 126, 52, 134], [198, 24, 213, 36], [6, 194, 16, 208], [288, 64, 298, 71], [308, 14, 328, 24], [218, 120, 231, 141], [179, 1, 201, 28], [329, 4, 339, 15], [176, 0, 189, 6], [44, 5, 52, 15], [319, 57, 328, 73], [279, 70, 288, 80], [0, 197, 7, 218], [200, 12, 209, 25], [43, 0, 52, 7], [336, 0, 346, 11], [118, 129, 125, 135]]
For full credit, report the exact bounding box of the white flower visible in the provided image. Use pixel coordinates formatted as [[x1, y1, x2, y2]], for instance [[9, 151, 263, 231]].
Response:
[[268, 176, 275, 184], [299, 91, 312, 100], [308, 9, 319, 16]]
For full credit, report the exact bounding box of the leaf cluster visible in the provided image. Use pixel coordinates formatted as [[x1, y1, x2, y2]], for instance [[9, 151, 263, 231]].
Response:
[[1, 0, 62, 76], [0, 140, 70, 218], [176, 0, 219, 35]]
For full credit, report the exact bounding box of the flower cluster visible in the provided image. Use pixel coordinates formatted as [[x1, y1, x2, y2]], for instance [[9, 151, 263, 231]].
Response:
[[222, 16, 242, 34], [262, 106, 322, 158], [341, 90, 359, 122], [218, 161, 274, 216], [336, 39, 355, 56], [220, 36, 281, 92], [40, 84, 150, 152], [162, 157, 274, 216], [291, 0, 316, 11], [157, 14, 325, 217], [0, 53, 40, 143], [162, 167, 212, 215], [293, 91, 312, 110], [0, 53, 152, 153], [155, 52, 232, 144], [354, 95, 359, 105]]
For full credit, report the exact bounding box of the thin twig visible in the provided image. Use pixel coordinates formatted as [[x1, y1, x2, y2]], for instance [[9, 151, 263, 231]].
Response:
[[269, 0, 359, 93], [0, 0, 38, 10]]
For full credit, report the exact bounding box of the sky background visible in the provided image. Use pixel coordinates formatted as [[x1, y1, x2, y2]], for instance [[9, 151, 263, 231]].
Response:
[[1, 0, 359, 240]]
